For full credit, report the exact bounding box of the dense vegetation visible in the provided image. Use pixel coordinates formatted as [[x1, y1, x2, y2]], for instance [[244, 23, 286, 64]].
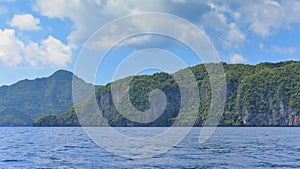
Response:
[[0, 70, 91, 126], [34, 61, 300, 127]]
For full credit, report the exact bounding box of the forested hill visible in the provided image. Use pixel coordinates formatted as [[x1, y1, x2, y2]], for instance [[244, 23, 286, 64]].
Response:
[[34, 60, 300, 127], [0, 70, 91, 126]]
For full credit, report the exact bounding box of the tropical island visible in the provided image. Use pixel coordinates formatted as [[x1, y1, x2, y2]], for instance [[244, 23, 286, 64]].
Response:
[[0, 61, 299, 127]]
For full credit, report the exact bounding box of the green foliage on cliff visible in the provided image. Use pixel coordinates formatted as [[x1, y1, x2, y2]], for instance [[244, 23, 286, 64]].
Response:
[[33, 108, 80, 126], [34, 60, 300, 127]]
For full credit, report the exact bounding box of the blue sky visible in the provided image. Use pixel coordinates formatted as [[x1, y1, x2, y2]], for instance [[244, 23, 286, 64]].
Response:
[[0, 0, 300, 86]]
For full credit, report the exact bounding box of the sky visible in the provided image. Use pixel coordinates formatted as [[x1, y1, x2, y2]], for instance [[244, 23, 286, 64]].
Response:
[[0, 0, 300, 86]]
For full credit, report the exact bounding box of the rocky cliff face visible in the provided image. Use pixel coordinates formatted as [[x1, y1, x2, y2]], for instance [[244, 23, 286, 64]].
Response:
[[34, 61, 300, 126], [233, 62, 300, 126]]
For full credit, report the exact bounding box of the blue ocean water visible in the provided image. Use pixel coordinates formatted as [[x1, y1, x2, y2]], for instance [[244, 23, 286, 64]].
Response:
[[0, 127, 299, 168]]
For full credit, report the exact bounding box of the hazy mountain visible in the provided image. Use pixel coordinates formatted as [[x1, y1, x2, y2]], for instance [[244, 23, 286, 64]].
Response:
[[0, 70, 91, 126]]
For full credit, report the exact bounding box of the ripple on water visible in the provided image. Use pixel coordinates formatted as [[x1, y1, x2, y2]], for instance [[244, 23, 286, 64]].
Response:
[[2, 159, 23, 163]]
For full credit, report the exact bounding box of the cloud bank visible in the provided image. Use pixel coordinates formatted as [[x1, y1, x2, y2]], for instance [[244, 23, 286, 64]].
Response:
[[0, 0, 300, 67]]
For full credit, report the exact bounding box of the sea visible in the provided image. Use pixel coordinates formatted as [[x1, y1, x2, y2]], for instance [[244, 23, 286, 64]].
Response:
[[0, 127, 299, 168]]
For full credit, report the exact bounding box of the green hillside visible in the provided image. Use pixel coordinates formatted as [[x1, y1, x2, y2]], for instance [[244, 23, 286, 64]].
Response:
[[0, 70, 91, 126], [33, 61, 300, 127]]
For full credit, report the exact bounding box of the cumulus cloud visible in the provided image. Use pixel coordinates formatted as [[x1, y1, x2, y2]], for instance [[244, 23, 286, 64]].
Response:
[[0, 29, 24, 67], [33, 0, 213, 49], [34, 0, 114, 47], [9, 14, 41, 30], [226, 23, 245, 48], [259, 43, 296, 56], [225, 0, 300, 37], [200, 10, 228, 31], [200, 4, 246, 49], [85, 14, 183, 49], [32, 0, 300, 56], [0, 28, 72, 67], [271, 46, 296, 55], [240, 0, 285, 37], [25, 36, 72, 67], [230, 53, 248, 63], [282, 1, 300, 24]]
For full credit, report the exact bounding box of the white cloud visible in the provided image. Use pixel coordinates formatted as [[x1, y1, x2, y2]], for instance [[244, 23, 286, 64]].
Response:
[[207, 0, 300, 38], [230, 53, 248, 63], [0, 29, 24, 67], [225, 23, 245, 48], [33, 0, 212, 49], [32, 0, 300, 53], [200, 5, 246, 49], [258, 43, 297, 55], [271, 46, 296, 55], [260, 43, 296, 56], [86, 14, 175, 49], [200, 11, 228, 31], [226, 0, 300, 37], [103, 0, 136, 17], [34, 0, 112, 47], [25, 36, 72, 67], [171, 0, 186, 4], [9, 14, 41, 30], [282, 1, 300, 24], [0, 28, 72, 67], [33, 0, 76, 19]]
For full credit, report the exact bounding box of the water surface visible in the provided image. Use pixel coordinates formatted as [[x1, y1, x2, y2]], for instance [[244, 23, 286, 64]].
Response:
[[0, 127, 299, 168]]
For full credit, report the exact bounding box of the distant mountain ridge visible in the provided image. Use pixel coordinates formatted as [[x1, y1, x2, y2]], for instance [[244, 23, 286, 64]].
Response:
[[0, 70, 91, 126], [34, 60, 300, 127]]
